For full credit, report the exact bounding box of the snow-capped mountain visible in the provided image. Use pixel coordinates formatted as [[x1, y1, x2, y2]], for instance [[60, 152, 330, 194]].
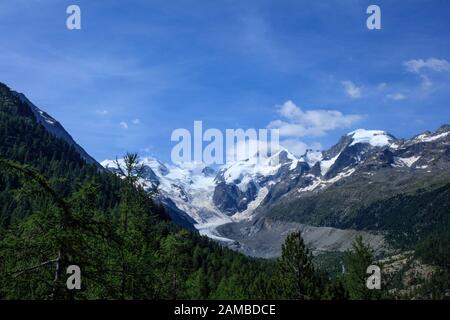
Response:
[[102, 124, 450, 257], [101, 149, 300, 240], [212, 149, 302, 217], [101, 158, 234, 240]]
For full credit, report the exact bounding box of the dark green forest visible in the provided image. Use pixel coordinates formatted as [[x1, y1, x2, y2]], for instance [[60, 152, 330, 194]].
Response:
[[0, 82, 448, 300]]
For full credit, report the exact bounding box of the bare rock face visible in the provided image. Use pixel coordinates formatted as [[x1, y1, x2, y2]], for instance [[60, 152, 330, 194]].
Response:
[[217, 217, 385, 258], [213, 181, 258, 215]]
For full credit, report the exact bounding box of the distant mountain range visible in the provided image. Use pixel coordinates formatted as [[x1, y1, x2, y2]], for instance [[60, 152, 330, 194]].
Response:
[[10, 85, 450, 258], [102, 125, 450, 258]]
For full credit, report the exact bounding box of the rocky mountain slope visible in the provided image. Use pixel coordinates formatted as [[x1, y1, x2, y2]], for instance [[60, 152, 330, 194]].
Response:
[[12, 90, 99, 166]]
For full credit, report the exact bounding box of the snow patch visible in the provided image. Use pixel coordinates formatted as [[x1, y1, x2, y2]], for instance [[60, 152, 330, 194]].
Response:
[[320, 154, 340, 176], [232, 187, 269, 222], [195, 217, 234, 242], [393, 156, 420, 167], [298, 168, 355, 193], [303, 150, 323, 167], [297, 179, 323, 193], [221, 150, 285, 186], [414, 131, 450, 143], [348, 129, 392, 147]]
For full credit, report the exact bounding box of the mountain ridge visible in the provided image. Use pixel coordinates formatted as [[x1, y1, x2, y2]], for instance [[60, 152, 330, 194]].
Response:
[[10, 87, 99, 166], [102, 123, 450, 257]]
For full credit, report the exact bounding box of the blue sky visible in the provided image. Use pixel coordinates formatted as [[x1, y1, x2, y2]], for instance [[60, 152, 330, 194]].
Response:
[[1, 0, 450, 162]]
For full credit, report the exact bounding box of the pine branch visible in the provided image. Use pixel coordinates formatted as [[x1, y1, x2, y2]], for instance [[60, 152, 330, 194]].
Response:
[[11, 257, 59, 278]]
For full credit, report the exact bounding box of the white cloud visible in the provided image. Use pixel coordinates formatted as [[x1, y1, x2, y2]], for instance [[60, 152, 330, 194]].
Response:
[[341, 81, 362, 99], [119, 121, 128, 129], [420, 75, 433, 89], [140, 147, 152, 153], [95, 109, 108, 115], [280, 139, 322, 157], [132, 118, 140, 124], [377, 82, 387, 91], [267, 100, 361, 137], [403, 58, 450, 74], [386, 92, 406, 101]]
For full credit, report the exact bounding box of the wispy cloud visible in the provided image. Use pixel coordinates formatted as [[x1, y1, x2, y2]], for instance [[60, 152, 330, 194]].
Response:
[[341, 81, 362, 99], [96, 109, 109, 115], [119, 121, 128, 129], [420, 75, 433, 89], [267, 100, 361, 137], [377, 82, 387, 91], [403, 58, 450, 90], [386, 92, 406, 101], [403, 58, 450, 74], [119, 119, 140, 129], [280, 139, 322, 157]]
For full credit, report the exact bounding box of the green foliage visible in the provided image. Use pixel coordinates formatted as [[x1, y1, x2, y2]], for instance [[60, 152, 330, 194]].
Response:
[[351, 184, 450, 248], [343, 236, 384, 300], [0, 156, 277, 299], [313, 251, 346, 278], [413, 229, 450, 299], [416, 270, 450, 300], [275, 231, 318, 299], [415, 229, 450, 269]]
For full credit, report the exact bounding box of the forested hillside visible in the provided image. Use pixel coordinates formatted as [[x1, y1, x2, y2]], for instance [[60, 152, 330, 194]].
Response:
[[0, 82, 349, 300]]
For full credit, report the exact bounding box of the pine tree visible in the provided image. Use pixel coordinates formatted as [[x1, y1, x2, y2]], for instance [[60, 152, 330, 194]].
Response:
[[159, 229, 193, 299], [343, 236, 381, 299], [111, 153, 159, 299], [276, 231, 317, 299], [212, 274, 247, 299]]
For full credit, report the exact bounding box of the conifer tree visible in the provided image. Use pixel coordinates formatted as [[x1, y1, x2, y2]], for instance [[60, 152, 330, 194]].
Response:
[[276, 231, 317, 299], [343, 236, 382, 299], [0, 158, 81, 299], [111, 153, 159, 299]]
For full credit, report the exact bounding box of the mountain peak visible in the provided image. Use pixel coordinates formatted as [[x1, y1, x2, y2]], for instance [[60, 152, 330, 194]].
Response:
[[436, 124, 450, 134], [347, 129, 395, 147]]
